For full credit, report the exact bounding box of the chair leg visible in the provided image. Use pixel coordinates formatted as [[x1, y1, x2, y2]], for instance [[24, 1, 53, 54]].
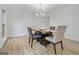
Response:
[[53, 44, 57, 55], [31, 39, 33, 48], [29, 37, 30, 44], [41, 38, 43, 44], [37, 38, 39, 42], [61, 41, 63, 50], [44, 39, 47, 47]]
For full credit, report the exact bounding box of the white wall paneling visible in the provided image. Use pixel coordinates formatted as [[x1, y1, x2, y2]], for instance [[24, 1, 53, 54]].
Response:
[[49, 5, 79, 42]]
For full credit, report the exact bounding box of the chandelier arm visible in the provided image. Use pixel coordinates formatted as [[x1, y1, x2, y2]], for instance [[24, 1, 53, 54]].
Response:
[[35, 4, 46, 16]]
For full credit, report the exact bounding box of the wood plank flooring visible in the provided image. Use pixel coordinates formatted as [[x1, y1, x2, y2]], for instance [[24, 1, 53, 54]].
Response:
[[0, 36, 79, 55]]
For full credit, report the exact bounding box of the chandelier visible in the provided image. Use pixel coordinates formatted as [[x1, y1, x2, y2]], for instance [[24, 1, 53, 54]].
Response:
[[35, 4, 46, 16]]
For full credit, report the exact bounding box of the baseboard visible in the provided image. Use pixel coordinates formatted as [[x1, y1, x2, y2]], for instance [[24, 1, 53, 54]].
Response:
[[65, 36, 79, 42], [8, 33, 28, 38], [0, 37, 8, 50]]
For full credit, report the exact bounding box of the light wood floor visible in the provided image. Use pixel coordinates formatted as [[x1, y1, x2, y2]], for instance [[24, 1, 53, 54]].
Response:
[[0, 36, 79, 55]]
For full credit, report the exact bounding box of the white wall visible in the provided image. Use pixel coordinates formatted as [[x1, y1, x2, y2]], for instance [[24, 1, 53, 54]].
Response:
[[49, 5, 79, 42], [6, 5, 49, 37], [34, 16, 49, 28]]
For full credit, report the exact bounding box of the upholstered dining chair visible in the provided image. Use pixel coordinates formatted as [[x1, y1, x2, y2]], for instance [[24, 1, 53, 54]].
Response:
[[45, 26, 67, 54], [27, 27, 42, 47], [50, 26, 55, 30]]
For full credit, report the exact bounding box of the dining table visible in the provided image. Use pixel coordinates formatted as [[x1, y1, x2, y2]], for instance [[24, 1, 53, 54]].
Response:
[[32, 28, 55, 45]]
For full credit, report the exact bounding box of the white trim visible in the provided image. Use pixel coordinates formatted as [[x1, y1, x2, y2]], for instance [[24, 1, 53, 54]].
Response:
[[8, 33, 28, 38], [0, 36, 8, 49], [65, 36, 79, 42]]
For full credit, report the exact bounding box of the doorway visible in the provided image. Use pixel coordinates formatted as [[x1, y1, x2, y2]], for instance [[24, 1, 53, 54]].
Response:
[[2, 9, 6, 39]]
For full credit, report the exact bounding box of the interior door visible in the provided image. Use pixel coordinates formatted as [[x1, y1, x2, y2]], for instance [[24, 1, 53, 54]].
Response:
[[0, 6, 2, 40]]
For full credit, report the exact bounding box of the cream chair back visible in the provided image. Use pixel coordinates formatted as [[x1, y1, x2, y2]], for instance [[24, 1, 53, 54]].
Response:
[[53, 26, 67, 43]]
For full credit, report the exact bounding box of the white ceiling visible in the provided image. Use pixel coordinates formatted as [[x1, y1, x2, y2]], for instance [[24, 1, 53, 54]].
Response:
[[4, 4, 71, 15], [27, 4, 70, 14]]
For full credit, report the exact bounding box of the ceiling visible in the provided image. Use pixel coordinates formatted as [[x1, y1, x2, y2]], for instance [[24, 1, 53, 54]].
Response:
[[3, 4, 71, 16], [27, 4, 70, 14]]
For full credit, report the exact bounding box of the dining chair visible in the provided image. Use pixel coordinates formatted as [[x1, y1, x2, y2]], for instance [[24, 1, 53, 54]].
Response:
[[50, 26, 55, 30], [27, 27, 42, 47], [45, 26, 67, 54]]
